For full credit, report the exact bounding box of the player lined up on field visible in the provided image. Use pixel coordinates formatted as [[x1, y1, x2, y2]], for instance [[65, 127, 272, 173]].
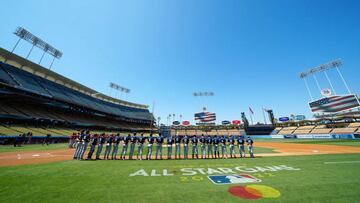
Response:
[[72, 130, 255, 160]]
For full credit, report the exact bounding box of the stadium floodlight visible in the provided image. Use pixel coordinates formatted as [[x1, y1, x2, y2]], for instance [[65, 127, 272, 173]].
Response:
[[193, 91, 215, 114], [193, 91, 215, 96], [299, 59, 341, 79], [109, 82, 131, 93], [299, 59, 360, 113], [14, 27, 63, 59], [8, 27, 63, 69]]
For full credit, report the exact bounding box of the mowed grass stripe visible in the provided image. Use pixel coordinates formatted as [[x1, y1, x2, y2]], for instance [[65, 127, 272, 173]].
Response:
[[0, 153, 360, 203]]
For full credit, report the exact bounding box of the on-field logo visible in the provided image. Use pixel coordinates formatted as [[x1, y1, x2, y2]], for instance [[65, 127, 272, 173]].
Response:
[[208, 174, 261, 185], [228, 184, 281, 199]]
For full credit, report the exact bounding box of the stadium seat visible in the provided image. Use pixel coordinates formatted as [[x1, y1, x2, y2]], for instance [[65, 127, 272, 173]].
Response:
[[292, 126, 315, 134], [0, 125, 22, 136], [277, 126, 297, 134], [228, 129, 240, 136], [331, 128, 357, 134], [348, 123, 360, 128], [275, 127, 283, 131], [311, 128, 332, 134]]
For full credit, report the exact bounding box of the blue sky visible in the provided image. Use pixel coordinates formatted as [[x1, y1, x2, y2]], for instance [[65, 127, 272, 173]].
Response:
[[1, 0, 360, 124]]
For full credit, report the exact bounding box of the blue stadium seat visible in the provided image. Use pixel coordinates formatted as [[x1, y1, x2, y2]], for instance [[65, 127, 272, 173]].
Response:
[[0, 62, 152, 121]]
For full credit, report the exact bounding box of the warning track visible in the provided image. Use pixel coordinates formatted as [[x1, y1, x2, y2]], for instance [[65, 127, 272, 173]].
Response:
[[1, 142, 360, 167]]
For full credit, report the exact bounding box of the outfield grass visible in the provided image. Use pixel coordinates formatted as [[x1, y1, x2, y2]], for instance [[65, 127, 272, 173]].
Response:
[[0, 152, 360, 202]]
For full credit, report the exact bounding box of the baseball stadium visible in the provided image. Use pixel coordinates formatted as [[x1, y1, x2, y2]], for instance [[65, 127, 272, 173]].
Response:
[[1, 1, 360, 203]]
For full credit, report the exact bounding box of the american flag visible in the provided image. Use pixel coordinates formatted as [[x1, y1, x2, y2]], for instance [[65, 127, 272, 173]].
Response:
[[194, 112, 216, 122], [309, 94, 360, 113]]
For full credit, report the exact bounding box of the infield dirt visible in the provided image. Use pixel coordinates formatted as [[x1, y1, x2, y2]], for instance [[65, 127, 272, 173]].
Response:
[[1, 142, 360, 167]]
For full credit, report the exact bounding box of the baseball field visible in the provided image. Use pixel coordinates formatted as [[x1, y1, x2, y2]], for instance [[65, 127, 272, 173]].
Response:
[[1, 139, 360, 203]]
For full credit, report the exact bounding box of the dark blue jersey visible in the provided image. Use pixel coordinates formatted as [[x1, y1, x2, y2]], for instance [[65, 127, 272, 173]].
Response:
[[84, 134, 91, 142], [106, 137, 113, 144], [207, 137, 213, 144], [229, 138, 235, 144], [220, 138, 226, 144], [79, 134, 85, 141], [124, 136, 131, 144], [114, 136, 121, 144], [175, 136, 182, 143], [138, 137, 145, 144], [91, 137, 98, 146], [167, 138, 174, 145], [191, 137, 198, 144], [199, 137, 206, 143], [130, 136, 137, 143], [156, 136, 164, 144], [148, 137, 155, 144], [238, 138, 245, 145], [99, 137, 105, 144], [183, 136, 190, 144], [247, 139, 253, 145], [213, 137, 220, 144]]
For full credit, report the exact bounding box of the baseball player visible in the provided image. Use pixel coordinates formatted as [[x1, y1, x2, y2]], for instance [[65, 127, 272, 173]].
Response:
[[191, 135, 198, 159], [199, 134, 206, 159], [167, 136, 174, 159], [207, 136, 214, 159], [229, 135, 236, 158], [175, 135, 182, 159], [155, 134, 164, 160], [237, 136, 245, 158], [129, 133, 137, 160], [220, 136, 228, 159], [146, 134, 155, 160], [87, 134, 98, 160], [183, 135, 190, 159], [121, 134, 131, 160], [73, 130, 84, 159], [213, 135, 220, 159], [104, 134, 114, 160], [79, 131, 90, 160], [247, 137, 254, 158], [95, 133, 105, 160], [111, 133, 121, 160], [137, 134, 145, 160]]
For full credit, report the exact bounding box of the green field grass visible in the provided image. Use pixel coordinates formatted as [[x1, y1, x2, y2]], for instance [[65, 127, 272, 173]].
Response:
[[1, 140, 360, 203], [1, 153, 360, 202]]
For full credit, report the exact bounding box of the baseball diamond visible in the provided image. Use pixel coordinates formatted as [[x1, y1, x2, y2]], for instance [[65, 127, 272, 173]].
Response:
[[1, 1, 360, 203]]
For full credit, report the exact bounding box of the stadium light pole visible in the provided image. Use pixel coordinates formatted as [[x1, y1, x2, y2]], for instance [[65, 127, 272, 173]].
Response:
[[312, 74, 322, 95], [300, 59, 360, 112], [109, 82, 130, 100], [335, 67, 352, 94], [302, 77, 313, 100], [193, 91, 215, 111], [10, 27, 63, 69]]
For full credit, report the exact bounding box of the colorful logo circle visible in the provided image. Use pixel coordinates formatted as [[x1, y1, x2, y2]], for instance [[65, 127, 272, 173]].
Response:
[[228, 185, 281, 199]]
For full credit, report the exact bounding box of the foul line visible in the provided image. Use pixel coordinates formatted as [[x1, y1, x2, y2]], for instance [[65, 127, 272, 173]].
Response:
[[324, 161, 360, 164]]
